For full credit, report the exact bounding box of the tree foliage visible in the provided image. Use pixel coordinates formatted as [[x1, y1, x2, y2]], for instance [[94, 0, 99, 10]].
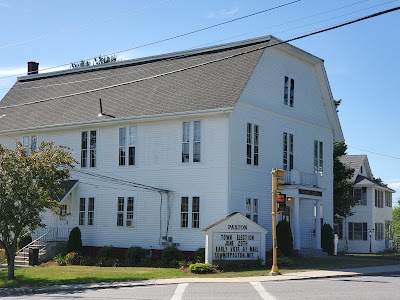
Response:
[[66, 227, 82, 254], [333, 142, 356, 223], [0, 142, 75, 279], [321, 223, 334, 254], [393, 200, 400, 249], [70, 54, 117, 68], [373, 177, 388, 187]]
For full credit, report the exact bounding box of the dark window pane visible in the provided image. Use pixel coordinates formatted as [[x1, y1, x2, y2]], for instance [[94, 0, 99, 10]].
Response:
[[129, 147, 135, 165]]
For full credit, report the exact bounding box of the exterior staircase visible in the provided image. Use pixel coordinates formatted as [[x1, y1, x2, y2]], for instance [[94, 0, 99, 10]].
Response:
[[1, 227, 70, 269], [297, 248, 328, 257]]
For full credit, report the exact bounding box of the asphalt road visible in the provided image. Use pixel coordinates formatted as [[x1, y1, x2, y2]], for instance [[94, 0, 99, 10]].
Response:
[[4, 274, 400, 300]]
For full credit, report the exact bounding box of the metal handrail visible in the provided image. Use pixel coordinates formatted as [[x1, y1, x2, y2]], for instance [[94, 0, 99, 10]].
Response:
[[16, 228, 56, 262]]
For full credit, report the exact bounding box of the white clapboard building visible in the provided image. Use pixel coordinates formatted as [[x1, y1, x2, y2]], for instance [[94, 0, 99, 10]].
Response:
[[336, 155, 395, 253], [0, 36, 343, 257]]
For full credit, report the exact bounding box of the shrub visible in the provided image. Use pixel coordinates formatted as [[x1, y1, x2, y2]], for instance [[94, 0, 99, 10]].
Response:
[[161, 246, 181, 266], [66, 227, 82, 253], [277, 256, 294, 267], [125, 246, 145, 266], [194, 248, 205, 263], [95, 257, 120, 267], [321, 223, 334, 254], [79, 255, 96, 266], [65, 251, 80, 265], [96, 245, 119, 267], [53, 253, 66, 266], [179, 260, 191, 268], [189, 263, 216, 274], [276, 219, 293, 257], [17, 229, 32, 250], [97, 245, 116, 259]]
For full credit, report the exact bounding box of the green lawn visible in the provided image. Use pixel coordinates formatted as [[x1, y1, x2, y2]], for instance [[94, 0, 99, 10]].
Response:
[[1, 255, 400, 288]]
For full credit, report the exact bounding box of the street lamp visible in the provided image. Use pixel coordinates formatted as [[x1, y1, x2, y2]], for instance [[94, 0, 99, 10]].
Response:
[[368, 228, 374, 253]]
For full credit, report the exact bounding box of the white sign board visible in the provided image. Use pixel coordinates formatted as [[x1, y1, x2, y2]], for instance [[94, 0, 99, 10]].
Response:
[[204, 213, 267, 264], [213, 232, 261, 260]]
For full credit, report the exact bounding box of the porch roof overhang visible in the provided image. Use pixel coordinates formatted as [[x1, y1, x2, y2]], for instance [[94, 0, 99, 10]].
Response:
[[54, 180, 79, 203]]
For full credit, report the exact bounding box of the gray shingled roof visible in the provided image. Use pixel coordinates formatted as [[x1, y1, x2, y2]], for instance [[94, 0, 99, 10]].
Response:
[[54, 180, 78, 202], [339, 155, 368, 182], [0, 37, 269, 132]]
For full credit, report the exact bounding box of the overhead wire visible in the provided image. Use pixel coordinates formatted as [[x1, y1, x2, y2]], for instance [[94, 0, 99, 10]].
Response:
[[0, 0, 301, 81], [191, 0, 378, 49], [271, 0, 398, 37], [0, 5, 399, 111], [347, 146, 400, 160], [0, 0, 395, 93], [72, 168, 171, 193], [0, 0, 173, 50], [78, 180, 159, 193]]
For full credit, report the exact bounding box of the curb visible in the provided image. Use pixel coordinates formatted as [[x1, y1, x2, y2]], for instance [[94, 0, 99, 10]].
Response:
[[0, 271, 392, 297], [2, 265, 400, 297]]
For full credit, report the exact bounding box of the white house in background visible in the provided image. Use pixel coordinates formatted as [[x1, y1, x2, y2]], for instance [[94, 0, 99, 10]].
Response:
[[336, 155, 395, 253], [0, 35, 343, 257]]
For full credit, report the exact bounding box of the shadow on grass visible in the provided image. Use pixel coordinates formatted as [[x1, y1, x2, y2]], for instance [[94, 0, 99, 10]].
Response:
[[280, 255, 400, 272], [0, 271, 150, 289]]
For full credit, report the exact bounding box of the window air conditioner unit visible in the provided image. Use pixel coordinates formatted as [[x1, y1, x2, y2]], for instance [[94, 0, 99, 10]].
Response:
[[126, 220, 133, 227]]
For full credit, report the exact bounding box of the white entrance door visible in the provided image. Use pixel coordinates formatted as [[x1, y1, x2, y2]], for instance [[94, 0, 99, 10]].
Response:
[[58, 204, 69, 227]]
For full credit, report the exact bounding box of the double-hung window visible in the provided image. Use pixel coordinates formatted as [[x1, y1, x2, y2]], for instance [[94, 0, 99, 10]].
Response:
[[375, 223, 383, 240], [348, 222, 367, 240], [283, 132, 294, 170], [117, 196, 135, 227], [245, 198, 259, 224], [119, 127, 136, 166], [79, 197, 95, 226], [284, 76, 295, 107], [246, 123, 259, 165], [314, 141, 323, 174], [375, 190, 383, 208], [353, 187, 367, 205], [182, 121, 201, 163], [81, 130, 97, 168], [22, 135, 38, 153], [180, 196, 200, 229], [385, 191, 392, 207], [333, 222, 343, 240]]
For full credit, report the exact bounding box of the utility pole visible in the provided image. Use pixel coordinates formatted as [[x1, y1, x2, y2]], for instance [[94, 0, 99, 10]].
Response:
[[270, 168, 285, 275]]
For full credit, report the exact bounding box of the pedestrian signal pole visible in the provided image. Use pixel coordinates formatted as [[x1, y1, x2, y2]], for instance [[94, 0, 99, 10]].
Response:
[[270, 168, 285, 275]]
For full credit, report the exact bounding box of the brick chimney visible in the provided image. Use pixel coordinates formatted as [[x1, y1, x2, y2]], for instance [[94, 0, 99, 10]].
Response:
[[27, 61, 39, 75]]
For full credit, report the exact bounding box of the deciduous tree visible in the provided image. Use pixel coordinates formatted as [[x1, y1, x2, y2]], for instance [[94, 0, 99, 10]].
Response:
[[0, 142, 75, 279], [333, 142, 356, 223], [393, 199, 400, 249], [70, 54, 117, 68]]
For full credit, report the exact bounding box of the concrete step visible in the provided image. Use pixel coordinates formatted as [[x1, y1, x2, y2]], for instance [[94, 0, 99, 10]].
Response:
[[297, 248, 328, 258]]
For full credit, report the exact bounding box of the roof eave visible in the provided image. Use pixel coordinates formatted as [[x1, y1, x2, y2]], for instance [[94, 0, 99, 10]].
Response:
[[0, 107, 234, 134]]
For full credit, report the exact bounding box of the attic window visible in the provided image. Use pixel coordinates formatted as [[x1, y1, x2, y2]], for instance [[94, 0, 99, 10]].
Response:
[[360, 166, 363, 174]]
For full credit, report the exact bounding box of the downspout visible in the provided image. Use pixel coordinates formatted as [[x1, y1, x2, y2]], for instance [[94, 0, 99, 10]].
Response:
[[159, 191, 163, 246], [226, 110, 231, 215]]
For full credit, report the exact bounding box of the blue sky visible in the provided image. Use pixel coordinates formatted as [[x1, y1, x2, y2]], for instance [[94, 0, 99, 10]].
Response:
[[0, 0, 399, 204]]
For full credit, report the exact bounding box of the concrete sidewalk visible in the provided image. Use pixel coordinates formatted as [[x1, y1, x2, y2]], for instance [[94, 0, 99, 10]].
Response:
[[1, 264, 400, 297]]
